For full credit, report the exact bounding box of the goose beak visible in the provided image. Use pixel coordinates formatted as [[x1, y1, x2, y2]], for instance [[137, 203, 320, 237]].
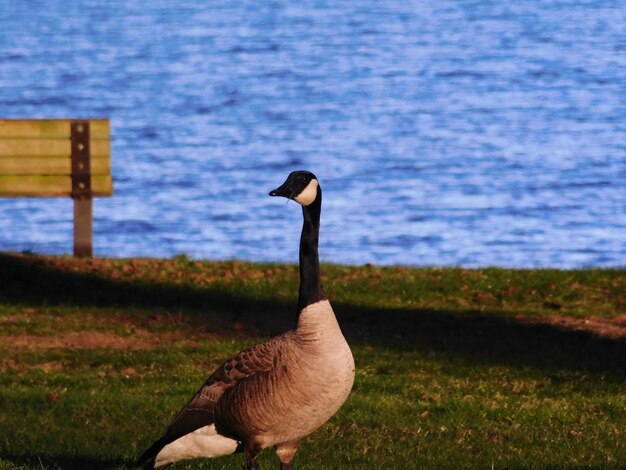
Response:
[[269, 181, 291, 198]]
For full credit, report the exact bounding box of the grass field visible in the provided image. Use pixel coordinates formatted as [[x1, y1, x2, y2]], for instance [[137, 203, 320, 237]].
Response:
[[1, 253, 625, 469]]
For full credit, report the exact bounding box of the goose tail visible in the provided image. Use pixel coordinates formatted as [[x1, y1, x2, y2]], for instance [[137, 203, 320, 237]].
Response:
[[136, 437, 165, 469]]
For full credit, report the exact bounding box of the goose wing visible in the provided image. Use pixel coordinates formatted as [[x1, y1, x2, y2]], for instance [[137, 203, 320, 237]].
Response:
[[137, 335, 285, 467]]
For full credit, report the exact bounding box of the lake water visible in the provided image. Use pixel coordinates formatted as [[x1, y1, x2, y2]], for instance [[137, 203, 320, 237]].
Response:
[[0, 1, 625, 267]]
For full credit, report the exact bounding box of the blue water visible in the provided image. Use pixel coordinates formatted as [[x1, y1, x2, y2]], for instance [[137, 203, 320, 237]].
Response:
[[0, 1, 625, 267]]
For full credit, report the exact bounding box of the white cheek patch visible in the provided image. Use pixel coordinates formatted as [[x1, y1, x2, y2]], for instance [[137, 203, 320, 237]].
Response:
[[294, 179, 319, 206]]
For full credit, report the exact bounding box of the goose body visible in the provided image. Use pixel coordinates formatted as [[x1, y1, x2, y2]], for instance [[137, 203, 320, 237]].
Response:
[[137, 171, 355, 469]]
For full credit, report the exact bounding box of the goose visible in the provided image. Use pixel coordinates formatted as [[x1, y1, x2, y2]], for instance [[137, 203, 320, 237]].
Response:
[[137, 170, 355, 470]]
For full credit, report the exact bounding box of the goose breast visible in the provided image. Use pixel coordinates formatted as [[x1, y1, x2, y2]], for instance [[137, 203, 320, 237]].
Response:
[[215, 300, 354, 448]]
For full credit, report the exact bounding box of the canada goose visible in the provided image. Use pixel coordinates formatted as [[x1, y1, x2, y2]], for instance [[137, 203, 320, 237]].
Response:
[[137, 171, 355, 470]]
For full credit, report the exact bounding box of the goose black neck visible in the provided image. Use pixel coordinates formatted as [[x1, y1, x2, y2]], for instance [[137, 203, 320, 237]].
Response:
[[297, 190, 326, 312]]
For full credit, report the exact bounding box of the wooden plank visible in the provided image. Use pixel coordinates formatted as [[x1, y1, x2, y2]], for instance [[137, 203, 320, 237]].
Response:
[[0, 156, 110, 175], [74, 198, 93, 257], [0, 119, 109, 139], [0, 139, 69, 156], [0, 139, 110, 158], [0, 175, 113, 197], [86, 120, 109, 139]]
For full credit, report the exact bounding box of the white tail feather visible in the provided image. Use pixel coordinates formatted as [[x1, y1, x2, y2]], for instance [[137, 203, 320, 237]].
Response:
[[154, 424, 238, 468]]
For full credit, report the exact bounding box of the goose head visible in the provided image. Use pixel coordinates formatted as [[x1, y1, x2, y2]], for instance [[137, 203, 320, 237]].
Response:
[[269, 170, 320, 206]]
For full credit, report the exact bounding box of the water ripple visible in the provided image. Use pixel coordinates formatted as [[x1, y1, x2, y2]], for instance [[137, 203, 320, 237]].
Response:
[[0, 0, 624, 268]]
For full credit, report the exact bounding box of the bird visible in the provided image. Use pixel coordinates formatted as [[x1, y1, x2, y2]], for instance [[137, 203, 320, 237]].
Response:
[[137, 170, 355, 470]]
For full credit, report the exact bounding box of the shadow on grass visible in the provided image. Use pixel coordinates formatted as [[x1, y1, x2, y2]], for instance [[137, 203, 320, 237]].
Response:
[[1, 253, 626, 379], [0, 453, 129, 470]]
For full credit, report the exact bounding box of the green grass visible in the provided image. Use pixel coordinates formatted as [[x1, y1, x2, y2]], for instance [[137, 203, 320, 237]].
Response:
[[0, 253, 625, 469]]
